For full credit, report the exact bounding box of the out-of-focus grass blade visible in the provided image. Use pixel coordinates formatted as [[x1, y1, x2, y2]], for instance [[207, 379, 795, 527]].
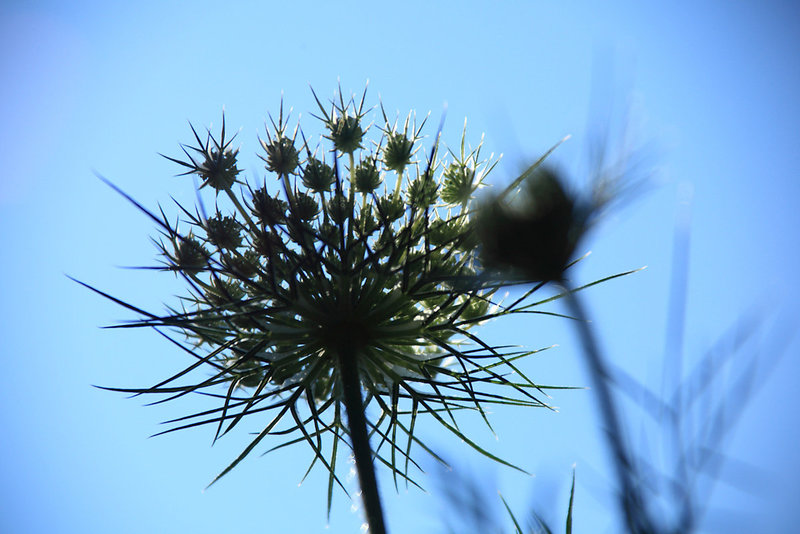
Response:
[[566, 468, 575, 534]]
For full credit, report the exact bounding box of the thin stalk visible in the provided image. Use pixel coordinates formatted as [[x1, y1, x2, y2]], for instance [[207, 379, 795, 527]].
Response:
[[560, 282, 656, 534], [224, 188, 258, 234], [347, 153, 357, 248], [337, 345, 387, 534], [393, 169, 404, 200]]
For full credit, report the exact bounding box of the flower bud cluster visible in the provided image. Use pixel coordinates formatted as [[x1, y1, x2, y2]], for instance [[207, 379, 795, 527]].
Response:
[[116, 85, 567, 494]]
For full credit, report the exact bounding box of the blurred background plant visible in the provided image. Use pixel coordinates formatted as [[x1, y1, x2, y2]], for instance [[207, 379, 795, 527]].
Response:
[[431, 161, 792, 533], [431, 293, 789, 534]]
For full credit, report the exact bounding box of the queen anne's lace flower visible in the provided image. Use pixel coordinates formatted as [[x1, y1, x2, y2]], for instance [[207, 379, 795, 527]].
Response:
[[84, 86, 607, 528]]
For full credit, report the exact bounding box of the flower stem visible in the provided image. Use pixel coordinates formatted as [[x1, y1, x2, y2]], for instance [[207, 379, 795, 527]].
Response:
[[393, 169, 404, 200], [224, 187, 259, 234], [337, 345, 387, 534], [347, 153, 357, 247], [560, 282, 655, 534]]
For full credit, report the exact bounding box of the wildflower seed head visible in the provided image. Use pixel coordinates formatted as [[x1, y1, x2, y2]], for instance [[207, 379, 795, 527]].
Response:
[[252, 230, 282, 257], [301, 157, 335, 193], [441, 162, 477, 206], [327, 192, 352, 224], [328, 113, 364, 155], [408, 173, 439, 207], [354, 159, 381, 193], [199, 148, 240, 190], [206, 276, 245, 306], [262, 136, 299, 176], [170, 235, 208, 273], [383, 132, 414, 173], [223, 250, 260, 279], [205, 214, 242, 250], [252, 188, 289, 225], [378, 195, 405, 221], [97, 87, 594, 502], [293, 191, 320, 221]]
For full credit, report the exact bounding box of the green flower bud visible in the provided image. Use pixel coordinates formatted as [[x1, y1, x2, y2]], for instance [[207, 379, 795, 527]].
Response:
[[408, 173, 439, 207], [223, 249, 260, 279], [262, 136, 299, 175], [383, 132, 414, 173], [354, 159, 381, 193], [293, 192, 320, 221], [205, 214, 242, 250], [171, 236, 208, 273], [161, 117, 242, 191], [427, 217, 475, 252], [319, 221, 341, 245], [424, 250, 462, 281], [441, 162, 476, 205], [199, 148, 240, 190], [287, 217, 315, 246], [251, 188, 288, 225], [428, 218, 461, 248], [378, 195, 405, 221], [327, 193, 352, 225], [206, 276, 245, 306], [301, 157, 335, 193], [253, 230, 282, 257], [328, 114, 364, 155]]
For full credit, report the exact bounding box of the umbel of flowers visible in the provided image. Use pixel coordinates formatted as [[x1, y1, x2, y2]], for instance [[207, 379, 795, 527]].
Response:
[[84, 85, 612, 533]]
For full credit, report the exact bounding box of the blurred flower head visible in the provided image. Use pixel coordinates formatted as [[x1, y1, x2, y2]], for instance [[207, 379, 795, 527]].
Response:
[[477, 165, 588, 283]]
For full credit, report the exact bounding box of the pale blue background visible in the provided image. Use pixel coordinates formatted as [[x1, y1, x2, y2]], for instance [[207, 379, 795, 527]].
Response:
[[2, 1, 798, 533]]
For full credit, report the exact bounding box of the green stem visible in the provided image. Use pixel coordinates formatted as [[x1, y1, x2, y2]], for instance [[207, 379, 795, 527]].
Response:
[[393, 169, 404, 200], [337, 345, 387, 534], [347, 153, 356, 247], [224, 187, 258, 234], [280, 172, 295, 204]]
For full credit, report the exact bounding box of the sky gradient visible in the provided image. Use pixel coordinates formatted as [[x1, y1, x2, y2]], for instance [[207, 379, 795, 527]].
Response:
[[2, 1, 799, 533]]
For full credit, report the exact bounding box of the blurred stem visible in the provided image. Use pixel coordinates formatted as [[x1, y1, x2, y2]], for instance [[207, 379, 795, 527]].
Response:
[[337, 345, 387, 534], [560, 282, 654, 534], [224, 187, 258, 234]]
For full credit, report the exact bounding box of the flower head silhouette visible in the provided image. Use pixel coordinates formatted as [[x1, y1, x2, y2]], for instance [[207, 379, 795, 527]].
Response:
[[78, 85, 615, 532]]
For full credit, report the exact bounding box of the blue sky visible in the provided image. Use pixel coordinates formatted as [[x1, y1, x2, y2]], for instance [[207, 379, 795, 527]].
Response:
[[2, 1, 799, 533]]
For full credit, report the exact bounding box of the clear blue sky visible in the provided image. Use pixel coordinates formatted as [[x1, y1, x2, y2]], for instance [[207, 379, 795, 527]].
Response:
[[2, 1, 798, 533]]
